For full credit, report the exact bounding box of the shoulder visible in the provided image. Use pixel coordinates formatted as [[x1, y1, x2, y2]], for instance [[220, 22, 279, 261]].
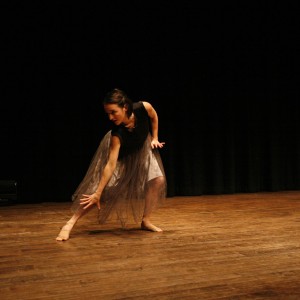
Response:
[[134, 101, 153, 114], [111, 134, 121, 146], [133, 101, 154, 117], [133, 101, 152, 109], [140, 101, 152, 110], [111, 126, 124, 143], [133, 101, 148, 114], [140, 101, 155, 116]]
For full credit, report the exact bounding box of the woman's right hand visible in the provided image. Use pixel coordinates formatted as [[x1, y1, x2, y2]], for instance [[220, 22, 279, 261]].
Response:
[[80, 193, 101, 210]]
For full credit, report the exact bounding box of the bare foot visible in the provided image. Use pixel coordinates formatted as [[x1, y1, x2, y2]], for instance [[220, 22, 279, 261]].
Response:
[[56, 223, 73, 241], [141, 220, 162, 232]]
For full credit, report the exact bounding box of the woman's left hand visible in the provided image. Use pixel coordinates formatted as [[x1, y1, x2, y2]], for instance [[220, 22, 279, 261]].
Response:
[[151, 139, 165, 149]]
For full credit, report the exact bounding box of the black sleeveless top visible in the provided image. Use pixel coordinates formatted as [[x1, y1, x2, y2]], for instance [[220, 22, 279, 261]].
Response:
[[111, 102, 150, 160]]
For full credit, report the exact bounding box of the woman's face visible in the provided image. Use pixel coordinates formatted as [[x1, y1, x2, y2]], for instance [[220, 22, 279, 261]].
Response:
[[104, 103, 128, 125]]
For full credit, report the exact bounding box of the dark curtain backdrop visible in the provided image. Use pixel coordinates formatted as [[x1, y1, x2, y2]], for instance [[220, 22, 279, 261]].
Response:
[[1, 3, 300, 203]]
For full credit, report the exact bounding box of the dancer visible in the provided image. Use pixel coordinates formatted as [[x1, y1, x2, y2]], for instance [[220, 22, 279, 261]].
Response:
[[56, 88, 166, 241]]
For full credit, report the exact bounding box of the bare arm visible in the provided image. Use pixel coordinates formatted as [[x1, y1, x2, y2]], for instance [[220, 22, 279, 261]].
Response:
[[80, 135, 121, 209], [142, 101, 165, 149]]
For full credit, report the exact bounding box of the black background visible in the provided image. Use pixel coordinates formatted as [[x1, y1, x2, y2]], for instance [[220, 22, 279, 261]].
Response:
[[1, 2, 300, 203]]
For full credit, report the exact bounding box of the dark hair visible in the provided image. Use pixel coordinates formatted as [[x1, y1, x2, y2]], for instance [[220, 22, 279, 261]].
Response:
[[103, 88, 133, 118]]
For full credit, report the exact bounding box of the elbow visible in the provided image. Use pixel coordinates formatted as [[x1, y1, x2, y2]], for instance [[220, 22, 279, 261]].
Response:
[[108, 161, 117, 172]]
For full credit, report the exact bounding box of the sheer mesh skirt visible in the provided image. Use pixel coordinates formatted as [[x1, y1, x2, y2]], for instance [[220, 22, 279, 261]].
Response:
[[71, 131, 167, 227]]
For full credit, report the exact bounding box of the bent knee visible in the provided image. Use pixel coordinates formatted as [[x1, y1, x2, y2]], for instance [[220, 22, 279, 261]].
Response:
[[151, 176, 165, 187]]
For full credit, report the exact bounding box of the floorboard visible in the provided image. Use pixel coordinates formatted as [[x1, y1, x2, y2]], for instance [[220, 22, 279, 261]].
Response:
[[0, 191, 300, 299]]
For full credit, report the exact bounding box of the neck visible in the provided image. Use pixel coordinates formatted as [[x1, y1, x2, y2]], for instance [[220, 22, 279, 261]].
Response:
[[123, 113, 135, 129]]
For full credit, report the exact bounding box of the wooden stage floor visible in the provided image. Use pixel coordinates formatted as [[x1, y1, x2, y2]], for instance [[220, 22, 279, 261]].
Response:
[[1, 191, 300, 300]]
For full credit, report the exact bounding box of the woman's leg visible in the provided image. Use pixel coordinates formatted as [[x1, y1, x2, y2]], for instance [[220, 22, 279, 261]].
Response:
[[141, 176, 165, 232], [56, 206, 92, 241]]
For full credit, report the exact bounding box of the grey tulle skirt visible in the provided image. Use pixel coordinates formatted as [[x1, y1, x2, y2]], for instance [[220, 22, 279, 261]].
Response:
[[71, 131, 167, 227]]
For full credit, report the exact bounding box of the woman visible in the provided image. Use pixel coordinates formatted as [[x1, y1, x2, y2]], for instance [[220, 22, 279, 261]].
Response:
[[56, 88, 167, 241]]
